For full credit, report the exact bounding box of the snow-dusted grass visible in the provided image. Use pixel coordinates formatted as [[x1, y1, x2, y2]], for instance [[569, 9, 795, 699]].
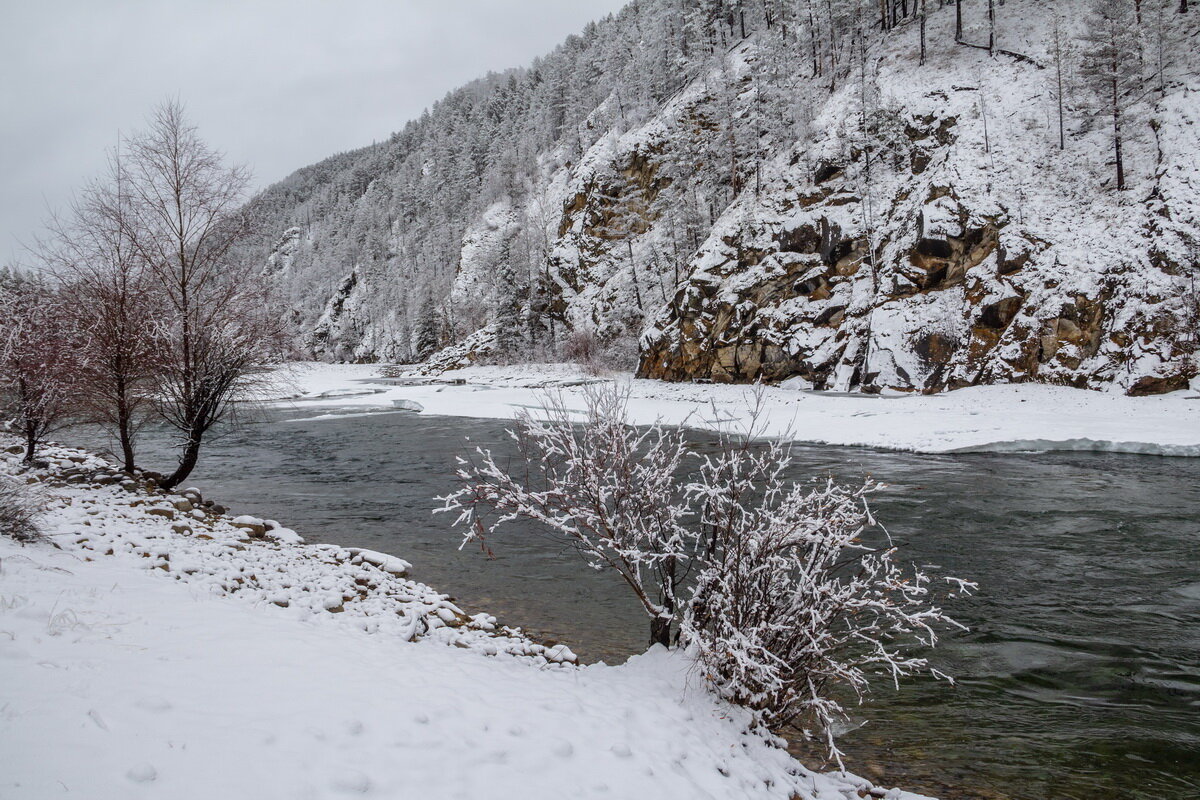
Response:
[[0, 439, 927, 800], [277, 362, 1200, 457]]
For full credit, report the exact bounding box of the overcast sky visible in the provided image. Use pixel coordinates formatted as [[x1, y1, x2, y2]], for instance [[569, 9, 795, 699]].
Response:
[[0, 0, 628, 266]]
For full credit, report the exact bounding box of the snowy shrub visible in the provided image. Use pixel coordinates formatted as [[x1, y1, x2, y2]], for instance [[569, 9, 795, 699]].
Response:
[[442, 386, 694, 646], [441, 385, 972, 759], [0, 477, 41, 543], [562, 329, 599, 366], [562, 328, 639, 375], [683, 415, 972, 766]]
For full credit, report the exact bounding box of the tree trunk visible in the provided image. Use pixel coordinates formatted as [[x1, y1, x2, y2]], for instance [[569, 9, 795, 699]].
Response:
[[23, 431, 37, 465], [650, 555, 678, 648], [807, 0, 820, 77], [117, 403, 137, 473], [988, 0, 996, 56], [18, 378, 37, 464], [112, 369, 138, 473], [1109, 71, 1125, 191], [1054, 15, 1065, 151], [1113, 95, 1125, 191], [163, 431, 203, 490], [649, 615, 672, 648], [955, 0, 963, 41], [919, 0, 927, 65], [627, 240, 644, 311]]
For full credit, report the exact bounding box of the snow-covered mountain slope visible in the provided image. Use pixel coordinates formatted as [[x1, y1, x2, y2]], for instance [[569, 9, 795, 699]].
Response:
[[242, 0, 1199, 395]]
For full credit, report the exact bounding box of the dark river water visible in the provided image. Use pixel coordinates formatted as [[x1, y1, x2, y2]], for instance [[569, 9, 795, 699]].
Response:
[[69, 405, 1200, 800]]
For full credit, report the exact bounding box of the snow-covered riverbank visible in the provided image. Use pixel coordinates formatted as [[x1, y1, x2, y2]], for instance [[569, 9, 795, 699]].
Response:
[[275, 362, 1200, 457], [0, 440, 925, 800]]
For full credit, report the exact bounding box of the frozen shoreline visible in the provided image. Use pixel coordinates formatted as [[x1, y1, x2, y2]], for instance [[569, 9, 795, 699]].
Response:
[[0, 437, 927, 800], [272, 362, 1200, 457]]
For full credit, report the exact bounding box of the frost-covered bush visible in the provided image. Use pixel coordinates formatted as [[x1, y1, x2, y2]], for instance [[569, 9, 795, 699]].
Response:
[[686, 482, 955, 763], [562, 328, 639, 375], [441, 385, 972, 758], [682, 400, 972, 764], [0, 477, 41, 543], [442, 387, 694, 647]]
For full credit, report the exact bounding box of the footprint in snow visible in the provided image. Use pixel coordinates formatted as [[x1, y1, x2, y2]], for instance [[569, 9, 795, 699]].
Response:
[[331, 771, 372, 794], [552, 740, 574, 758], [135, 697, 173, 713], [126, 764, 157, 783], [610, 743, 633, 758]]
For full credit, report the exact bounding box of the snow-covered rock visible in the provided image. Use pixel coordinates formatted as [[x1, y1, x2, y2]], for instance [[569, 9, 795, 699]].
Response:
[[346, 547, 412, 577]]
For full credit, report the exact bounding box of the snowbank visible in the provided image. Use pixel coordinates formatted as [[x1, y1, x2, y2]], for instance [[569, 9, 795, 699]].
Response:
[[0, 440, 926, 800], [278, 362, 1200, 457]]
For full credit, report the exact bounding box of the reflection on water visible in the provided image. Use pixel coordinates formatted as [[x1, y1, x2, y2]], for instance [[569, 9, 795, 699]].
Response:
[[68, 406, 1200, 800]]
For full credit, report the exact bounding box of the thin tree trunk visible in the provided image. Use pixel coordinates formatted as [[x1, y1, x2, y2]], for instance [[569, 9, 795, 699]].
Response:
[[919, 0, 927, 65], [1112, 77, 1125, 190], [955, 0, 963, 41], [17, 378, 37, 464], [826, 0, 838, 92], [117, 401, 136, 473], [650, 615, 672, 648], [988, 0, 996, 56], [807, 0, 821, 77], [1054, 15, 1065, 150], [164, 430, 203, 490], [651, 555, 678, 647], [627, 240, 644, 311]]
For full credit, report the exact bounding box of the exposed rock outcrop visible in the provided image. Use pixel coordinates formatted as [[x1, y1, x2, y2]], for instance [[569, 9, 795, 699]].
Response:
[[639, 50, 1198, 395]]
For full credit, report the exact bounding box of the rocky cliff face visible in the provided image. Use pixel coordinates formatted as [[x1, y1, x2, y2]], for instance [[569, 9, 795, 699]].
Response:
[[639, 14, 1199, 395], [248, 0, 1198, 395]]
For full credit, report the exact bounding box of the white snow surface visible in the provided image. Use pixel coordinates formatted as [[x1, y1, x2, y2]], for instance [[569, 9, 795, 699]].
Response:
[[277, 362, 1200, 457], [0, 441, 924, 800]]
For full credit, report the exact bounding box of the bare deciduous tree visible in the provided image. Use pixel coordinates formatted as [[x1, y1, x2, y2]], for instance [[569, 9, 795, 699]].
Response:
[[40, 147, 163, 473], [0, 273, 83, 463], [121, 101, 285, 489]]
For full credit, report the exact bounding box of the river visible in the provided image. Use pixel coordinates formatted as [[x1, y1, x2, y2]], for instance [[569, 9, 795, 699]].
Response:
[[68, 405, 1200, 800]]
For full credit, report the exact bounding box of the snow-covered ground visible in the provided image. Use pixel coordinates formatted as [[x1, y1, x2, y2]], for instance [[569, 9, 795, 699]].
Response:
[[0, 441, 923, 800], [273, 362, 1200, 457]]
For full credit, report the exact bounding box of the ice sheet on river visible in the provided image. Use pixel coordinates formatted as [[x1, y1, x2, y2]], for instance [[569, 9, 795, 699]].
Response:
[[275, 363, 1200, 457]]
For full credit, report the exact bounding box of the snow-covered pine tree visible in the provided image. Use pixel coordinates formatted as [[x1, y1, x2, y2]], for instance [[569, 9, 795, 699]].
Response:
[[1079, 0, 1143, 190]]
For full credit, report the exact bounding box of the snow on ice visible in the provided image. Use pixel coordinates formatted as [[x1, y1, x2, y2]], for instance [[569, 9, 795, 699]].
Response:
[[276, 362, 1200, 457]]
